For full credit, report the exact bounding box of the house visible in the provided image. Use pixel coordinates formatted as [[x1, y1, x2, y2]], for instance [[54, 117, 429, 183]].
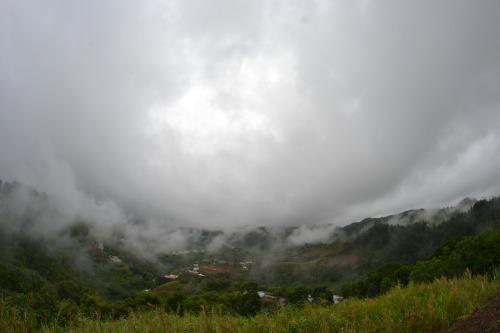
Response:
[[332, 295, 344, 304], [109, 255, 121, 263], [258, 291, 277, 302]]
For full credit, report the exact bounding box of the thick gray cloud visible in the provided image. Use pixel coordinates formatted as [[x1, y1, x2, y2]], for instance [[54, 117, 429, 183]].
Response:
[[1, 0, 500, 228]]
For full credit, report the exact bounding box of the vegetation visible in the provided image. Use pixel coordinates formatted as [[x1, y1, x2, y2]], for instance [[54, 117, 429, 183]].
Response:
[[247, 197, 500, 287], [341, 228, 500, 298], [411, 228, 500, 282], [1, 181, 500, 331], [1, 272, 498, 332]]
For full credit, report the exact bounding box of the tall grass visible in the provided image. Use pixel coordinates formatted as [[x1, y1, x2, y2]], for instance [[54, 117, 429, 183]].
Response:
[[2, 272, 498, 332]]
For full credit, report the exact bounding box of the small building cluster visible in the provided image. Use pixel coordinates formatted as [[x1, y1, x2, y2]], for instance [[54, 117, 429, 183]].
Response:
[[109, 255, 121, 263], [239, 261, 253, 270], [188, 263, 205, 277]]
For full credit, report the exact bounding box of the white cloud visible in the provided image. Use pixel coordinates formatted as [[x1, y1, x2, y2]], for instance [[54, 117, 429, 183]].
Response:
[[1, 0, 499, 229]]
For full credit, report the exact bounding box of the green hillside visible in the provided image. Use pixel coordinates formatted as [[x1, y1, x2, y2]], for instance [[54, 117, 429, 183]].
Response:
[[1, 181, 500, 331], [247, 198, 500, 287]]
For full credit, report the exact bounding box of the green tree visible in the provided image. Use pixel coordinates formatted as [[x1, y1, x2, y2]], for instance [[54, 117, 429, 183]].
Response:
[[182, 295, 202, 314], [165, 291, 185, 314], [287, 285, 309, 304], [235, 291, 261, 316], [202, 278, 231, 293]]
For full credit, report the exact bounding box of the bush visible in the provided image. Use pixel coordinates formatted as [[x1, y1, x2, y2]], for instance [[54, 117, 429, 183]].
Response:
[[235, 291, 261, 316], [202, 278, 231, 293], [410, 229, 500, 283], [165, 291, 185, 314], [136, 291, 162, 308], [5, 284, 60, 328], [183, 296, 202, 314]]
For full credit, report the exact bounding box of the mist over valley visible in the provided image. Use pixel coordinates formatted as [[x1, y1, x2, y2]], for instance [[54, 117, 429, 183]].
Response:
[[1, 1, 500, 330]]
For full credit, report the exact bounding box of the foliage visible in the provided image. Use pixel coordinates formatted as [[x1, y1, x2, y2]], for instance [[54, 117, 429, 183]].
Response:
[[286, 285, 309, 305], [341, 262, 413, 298], [234, 291, 261, 316], [202, 278, 232, 293], [247, 197, 500, 287], [342, 228, 500, 298], [164, 291, 185, 314], [410, 228, 500, 283], [2, 273, 498, 332], [2, 187, 500, 331]]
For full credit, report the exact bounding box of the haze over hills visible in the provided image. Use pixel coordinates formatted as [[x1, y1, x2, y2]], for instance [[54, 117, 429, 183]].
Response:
[[2, 179, 497, 287], [0, 179, 481, 255], [1, 178, 499, 331], [1, 1, 500, 330]]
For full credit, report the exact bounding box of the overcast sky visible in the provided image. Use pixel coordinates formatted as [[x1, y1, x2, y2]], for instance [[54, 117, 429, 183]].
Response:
[[1, 0, 500, 228]]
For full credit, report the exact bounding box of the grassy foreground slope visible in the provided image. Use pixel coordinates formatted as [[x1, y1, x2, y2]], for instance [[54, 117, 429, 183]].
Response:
[[2, 272, 498, 332]]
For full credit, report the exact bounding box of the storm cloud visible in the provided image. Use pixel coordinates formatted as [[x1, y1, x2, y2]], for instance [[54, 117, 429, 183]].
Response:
[[1, 0, 500, 228]]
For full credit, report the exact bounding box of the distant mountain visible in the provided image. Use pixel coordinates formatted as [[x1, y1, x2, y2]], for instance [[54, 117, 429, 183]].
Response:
[[1, 179, 499, 290], [0, 179, 489, 259]]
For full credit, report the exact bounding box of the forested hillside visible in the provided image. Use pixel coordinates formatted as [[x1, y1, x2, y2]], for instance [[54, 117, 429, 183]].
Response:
[[247, 197, 500, 286]]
